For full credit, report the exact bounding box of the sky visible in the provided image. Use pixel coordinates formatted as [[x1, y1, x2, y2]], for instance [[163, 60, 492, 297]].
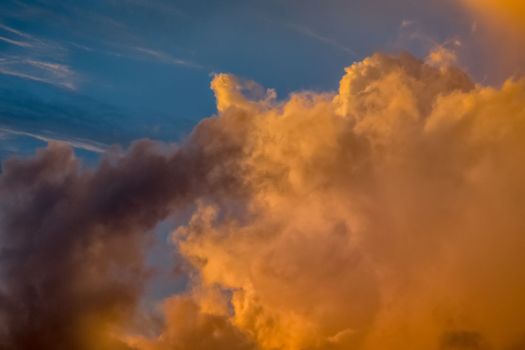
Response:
[[1, 1, 525, 350], [0, 0, 486, 161]]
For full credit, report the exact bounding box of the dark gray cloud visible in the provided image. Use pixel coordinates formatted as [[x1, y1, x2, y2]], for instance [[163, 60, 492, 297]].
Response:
[[0, 122, 245, 349]]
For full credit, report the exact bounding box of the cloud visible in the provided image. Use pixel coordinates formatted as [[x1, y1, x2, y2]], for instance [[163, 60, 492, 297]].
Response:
[[0, 127, 108, 153], [0, 57, 78, 89], [0, 24, 33, 39], [0, 23, 65, 53], [425, 42, 460, 69], [68, 42, 202, 71], [261, 15, 357, 57], [283, 22, 357, 56], [131, 47, 203, 69], [0, 24, 77, 89], [0, 35, 33, 48], [124, 295, 256, 350], [0, 24, 43, 47], [0, 137, 239, 349], [1, 52, 525, 350], [163, 53, 525, 350]]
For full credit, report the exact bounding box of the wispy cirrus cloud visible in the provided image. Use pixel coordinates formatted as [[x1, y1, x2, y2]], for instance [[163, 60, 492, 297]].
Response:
[[0, 126, 107, 153], [0, 35, 33, 48], [0, 23, 78, 89], [0, 56, 78, 89], [0, 23, 47, 44], [1, 2, 202, 91], [0, 23, 65, 54], [284, 22, 358, 56], [260, 15, 358, 57], [69, 40, 203, 70], [132, 46, 203, 68]]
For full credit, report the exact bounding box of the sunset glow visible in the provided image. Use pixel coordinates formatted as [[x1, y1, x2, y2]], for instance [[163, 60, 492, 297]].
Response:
[[0, 1, 524, 350]]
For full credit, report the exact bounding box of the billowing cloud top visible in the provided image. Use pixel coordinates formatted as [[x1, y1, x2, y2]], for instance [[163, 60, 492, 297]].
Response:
[[1, 52, 525, 350]]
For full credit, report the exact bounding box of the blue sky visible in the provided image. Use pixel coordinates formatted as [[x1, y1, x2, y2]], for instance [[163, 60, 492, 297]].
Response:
[[0, 0, 475, 161]]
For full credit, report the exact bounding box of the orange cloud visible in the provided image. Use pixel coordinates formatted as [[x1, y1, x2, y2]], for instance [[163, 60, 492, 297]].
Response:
[[135, 53, 525, 350], [2, 52, 525, 350]]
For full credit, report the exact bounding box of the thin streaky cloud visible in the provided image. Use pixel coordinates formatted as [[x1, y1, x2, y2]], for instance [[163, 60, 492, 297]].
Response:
[[0, 23, 53, 50], [0, 127, 108, 153], [0, 35, 33, 48], [0, 23, 69, 60], [285, 22, 358, 57], [67, 41, 202, 69], [0, 66, 53, 83], [133, 46, 203, 68], [0, 23, 41, 43], [68, 42, 95, 52], [25, 59, 76, 78], [0, 65, 77, 90], [260, 15, 358, 57], [0, 47, 79, 89]]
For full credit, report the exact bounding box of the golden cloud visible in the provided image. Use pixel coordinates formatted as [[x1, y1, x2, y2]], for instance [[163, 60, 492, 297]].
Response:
[[140, 53, 525, 350], [2, 52, 525, 350]]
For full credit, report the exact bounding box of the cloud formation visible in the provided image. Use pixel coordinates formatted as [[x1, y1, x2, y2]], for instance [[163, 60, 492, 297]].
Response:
[[1, 52, 525, 350], [0, 23, 76, 89], [0, 137, 242, 349]]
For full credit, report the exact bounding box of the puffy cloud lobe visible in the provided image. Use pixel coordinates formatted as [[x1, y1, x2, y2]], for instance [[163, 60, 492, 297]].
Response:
[[2, 52, 525, 350], [172, 53, 525, 350], [125, 295, 256, 350], [0, 142, 173, 350], [0, 138, 244, 349]]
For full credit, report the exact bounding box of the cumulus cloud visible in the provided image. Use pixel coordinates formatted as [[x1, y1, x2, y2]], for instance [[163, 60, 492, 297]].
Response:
[[1, 52, 525, 350], [124, 295, 256, 350], [0, 139, 241, 349]]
